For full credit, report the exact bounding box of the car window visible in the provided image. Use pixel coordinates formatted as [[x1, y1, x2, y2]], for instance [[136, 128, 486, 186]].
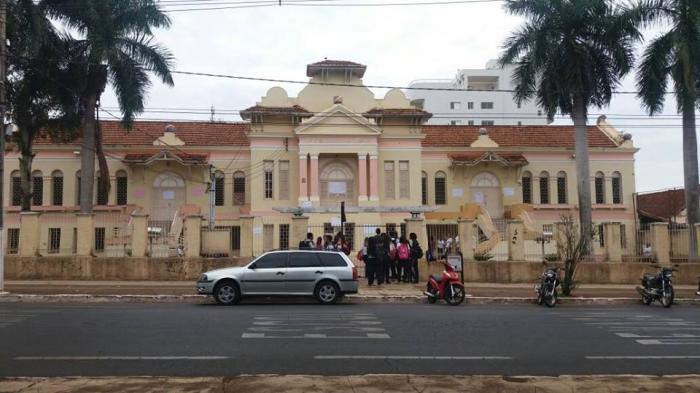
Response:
[[254, 253, 287, 269], [318, 253, 347, 267], [288, 252, 322, 268]]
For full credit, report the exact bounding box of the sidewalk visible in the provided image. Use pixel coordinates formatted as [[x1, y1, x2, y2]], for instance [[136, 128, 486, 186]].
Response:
[[3, 375, 700, 393], [2, 279, 698, 298]]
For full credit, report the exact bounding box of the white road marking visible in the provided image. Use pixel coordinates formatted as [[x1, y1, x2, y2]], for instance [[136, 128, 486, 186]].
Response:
[[586, 355, 700, 360], [253, 321, 382, 326], [242, 334, 390, 339], [248, 327, 386, 332], [314, 355, 513, 360], [15, 356, 231, 361], [616, 333, 700, 338], [636, 339, 700, 345]]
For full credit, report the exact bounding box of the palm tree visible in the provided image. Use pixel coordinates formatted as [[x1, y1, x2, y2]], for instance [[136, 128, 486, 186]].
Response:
[[7, 0, 80, 211], [44, 0, 174, 213], [499, 0, 641, 254], [634, 0, 700, 259]]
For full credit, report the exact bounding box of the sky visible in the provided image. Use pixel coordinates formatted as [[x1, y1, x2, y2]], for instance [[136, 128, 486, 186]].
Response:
[[97, 0, 696, 193]]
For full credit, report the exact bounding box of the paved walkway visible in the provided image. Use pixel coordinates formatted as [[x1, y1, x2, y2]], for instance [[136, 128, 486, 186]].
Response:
[[2, 375, 699, 393], [3, 280, 698, 298]]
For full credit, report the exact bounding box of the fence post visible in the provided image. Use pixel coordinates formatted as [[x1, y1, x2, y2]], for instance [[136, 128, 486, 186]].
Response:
[[695, 223, 700, 258], [239, 215, 254, 258], [184, 215, 202, 258], [507, 219, 525, 261], [130, 212, 148, 257], [405, 217, 427, 250], [603, 222, 622, 262], [19, 212, 41, 256], [291, 215, 309, 249], [650, 222, 670, 266], [75, 213, 93, 256], [458, 219, 475, 261]]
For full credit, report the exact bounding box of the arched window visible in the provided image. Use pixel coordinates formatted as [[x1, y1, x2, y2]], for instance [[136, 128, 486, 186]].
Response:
[[96, 171, 108, 205], [116, 170, 128, 206], [595, 171, 605, 204], [75, 170, 81, 206], [51, 170, 63, 206], [320, 163, 354, 206], [556, 171, 567, 204], [32, 170, 43, 206], [434, 171, 447, 205], [214, 171, 225, 206], [521, 171, 532, 204], [10, 170, 20, 206], [612, 172, 622, 204], [421, 171, 428, 205], [233, 171, 246, 205], [539, 171, 549, 204]]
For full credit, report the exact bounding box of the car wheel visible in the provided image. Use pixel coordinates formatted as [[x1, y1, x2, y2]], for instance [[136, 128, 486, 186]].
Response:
[[214, 280, 240, 305], [315, 281, 340, 305]]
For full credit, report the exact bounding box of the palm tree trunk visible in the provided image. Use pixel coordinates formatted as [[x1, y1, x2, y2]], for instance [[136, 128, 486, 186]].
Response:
[[79, 93, 97, 214], [572, 95, 593, 255], [95, 120, 110, 204], [682, 98, 699, 259]]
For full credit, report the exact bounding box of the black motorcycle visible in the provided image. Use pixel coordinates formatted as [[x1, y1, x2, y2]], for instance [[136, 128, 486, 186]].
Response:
[[535, 262, 560, 308], [636, 264, 677, 308]]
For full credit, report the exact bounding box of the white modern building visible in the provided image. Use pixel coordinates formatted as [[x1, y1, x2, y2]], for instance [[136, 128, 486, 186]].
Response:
[[406, 60, 550, 126]]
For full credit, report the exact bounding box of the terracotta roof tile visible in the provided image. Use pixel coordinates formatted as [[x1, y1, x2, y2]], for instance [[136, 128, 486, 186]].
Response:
[[307, 59, 367, 78], [36, 120, 250, 146], [422, 125, 618, 148], [365, 108, 432, 118], [637, 189, 686, 221], [449, 152, 528, 166], [240, 105, 312, 120]]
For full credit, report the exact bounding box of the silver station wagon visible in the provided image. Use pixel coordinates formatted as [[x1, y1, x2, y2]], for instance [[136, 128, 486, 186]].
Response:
[[196, 250, 359, 305]]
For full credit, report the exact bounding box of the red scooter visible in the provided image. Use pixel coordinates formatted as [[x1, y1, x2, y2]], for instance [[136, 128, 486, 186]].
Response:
[[424, 261, 466, 306]]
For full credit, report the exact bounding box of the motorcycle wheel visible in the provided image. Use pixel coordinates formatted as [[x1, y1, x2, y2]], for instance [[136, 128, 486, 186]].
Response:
[[642, 295, 652, 305], [427, 286, 438, 304], [444, 284, 465, 306], [544, 294, 557, 308], [662, 287, 674, 308], [537, 292, 544, 306]]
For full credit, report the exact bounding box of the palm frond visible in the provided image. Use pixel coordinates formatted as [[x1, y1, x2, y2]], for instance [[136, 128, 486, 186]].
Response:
[[637, 31, 675, 115]]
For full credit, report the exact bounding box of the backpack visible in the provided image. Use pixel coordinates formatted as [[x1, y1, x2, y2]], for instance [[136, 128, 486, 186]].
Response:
[[398, 243, 410, 260], [411, 242, 424, 259], [388, 243, 397, 261]]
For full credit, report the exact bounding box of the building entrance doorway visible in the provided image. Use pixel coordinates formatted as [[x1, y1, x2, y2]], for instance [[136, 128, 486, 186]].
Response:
[[471, 172, 503, 218]]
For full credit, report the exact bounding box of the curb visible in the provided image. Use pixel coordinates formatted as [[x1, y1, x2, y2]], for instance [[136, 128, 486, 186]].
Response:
[[1, 293, 700, 305]]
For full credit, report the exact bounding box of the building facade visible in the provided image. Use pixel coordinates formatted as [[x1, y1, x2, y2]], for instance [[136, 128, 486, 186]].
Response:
[[4, 60, 637, 258], [407, 60, 550, 126]]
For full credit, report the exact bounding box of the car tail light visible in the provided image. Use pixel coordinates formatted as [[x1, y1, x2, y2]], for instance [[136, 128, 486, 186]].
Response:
[[352, 266, 358, 281]]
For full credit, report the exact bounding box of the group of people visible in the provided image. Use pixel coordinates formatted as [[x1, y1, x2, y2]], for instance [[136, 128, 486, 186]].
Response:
[[298, 232, 351, 255], [358, 229, 423, 286], [426, 235, 460, 262]]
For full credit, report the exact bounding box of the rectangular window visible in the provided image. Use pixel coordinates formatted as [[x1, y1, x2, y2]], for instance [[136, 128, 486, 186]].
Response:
[[598, 224, 605, 247], [75, 175, 81, 206], [435, 177, 446, 205], [52, 176, 63, 206], [481, 120, 495, 126], [557, 177, 567, 204], [279, 224, 289, 250], [231, 226, 241, 253], [612, 177, 622, 204], [214, 175, 225, 206], [96, 177, 108, 205], [522, 176, 532, 204], [263, 161, 274, 199], [595, 176, 605, 204], [116, 176, 128, 206], [384, 161, 395, 199], [467, 102, 474, 110], [95, 227, 106, 252], [279, 161, 289, 200], [49, 228, 61, 254], [399, 161, 409, 199], [481, 102, 494, 109], [449, 120, 461, 126], [11, 177, 21, 206], [32, 175, 43, 206], [539, 177, 549, 204], [421, 176, 428, 205], [233, 174, 246, 205], [620, 224, 627, 249], [468, 120, 475, 126], [7, 228, 19, 254], [449, 101, 461, 110]]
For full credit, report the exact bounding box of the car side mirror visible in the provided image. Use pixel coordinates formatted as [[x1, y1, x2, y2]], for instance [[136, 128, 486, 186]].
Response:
[[248, 263, 257, 270]]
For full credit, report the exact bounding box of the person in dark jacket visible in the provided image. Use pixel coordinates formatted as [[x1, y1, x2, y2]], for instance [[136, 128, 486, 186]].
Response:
[[298, 232, 315, 250], [366, 229, 381, 286], [409, 232, 423, 284]]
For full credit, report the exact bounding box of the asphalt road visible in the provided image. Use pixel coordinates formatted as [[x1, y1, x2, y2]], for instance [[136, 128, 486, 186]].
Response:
[[2, 302, 700, 377]]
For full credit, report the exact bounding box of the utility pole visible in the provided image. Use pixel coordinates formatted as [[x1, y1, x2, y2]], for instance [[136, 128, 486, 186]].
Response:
[[208, 166, 215, 230], [0, 0, 7, 294]]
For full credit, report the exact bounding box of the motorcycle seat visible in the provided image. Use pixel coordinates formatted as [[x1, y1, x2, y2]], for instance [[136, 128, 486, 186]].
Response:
[[430, 274, 443, 283], [643, 273, 656, 279]]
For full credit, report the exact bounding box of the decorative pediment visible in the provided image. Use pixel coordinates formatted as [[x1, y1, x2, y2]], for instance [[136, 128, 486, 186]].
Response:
[[123, 150, 209, 166], [449, 152, 528, 167], [295, 103, 381, 135]]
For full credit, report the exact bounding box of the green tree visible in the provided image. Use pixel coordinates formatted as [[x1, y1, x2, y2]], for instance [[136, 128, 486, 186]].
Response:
[[44, 0, 174, 213], [7, 0, 80, 211], [634, 0, 700, 258], [499, 0, 641, 254]]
